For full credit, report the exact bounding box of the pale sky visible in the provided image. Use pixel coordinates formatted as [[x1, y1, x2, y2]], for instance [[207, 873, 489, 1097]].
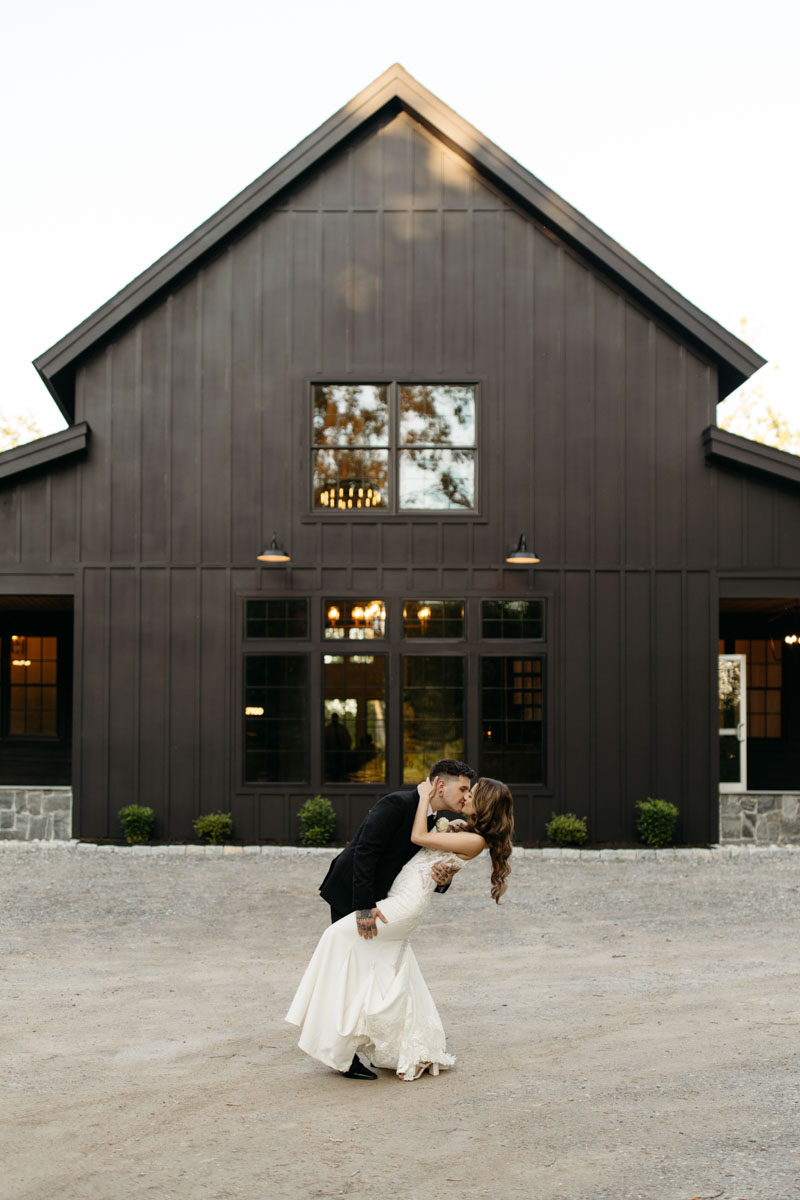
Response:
[[3, 0, 798, 436]]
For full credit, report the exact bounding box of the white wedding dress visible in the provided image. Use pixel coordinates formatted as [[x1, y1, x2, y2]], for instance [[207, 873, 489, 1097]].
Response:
[[286, 847, 466, 1080]]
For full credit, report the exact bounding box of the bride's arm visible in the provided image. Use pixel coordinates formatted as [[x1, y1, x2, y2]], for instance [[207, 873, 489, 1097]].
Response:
[[410, 781, 485, 860]]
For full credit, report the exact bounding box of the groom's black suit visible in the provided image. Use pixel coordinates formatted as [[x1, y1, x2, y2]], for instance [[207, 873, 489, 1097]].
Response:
[[319, 788, 451, 917]]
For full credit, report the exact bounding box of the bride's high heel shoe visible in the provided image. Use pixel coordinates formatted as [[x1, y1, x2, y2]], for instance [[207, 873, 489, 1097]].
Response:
[[399, 1061, 440, 1081]]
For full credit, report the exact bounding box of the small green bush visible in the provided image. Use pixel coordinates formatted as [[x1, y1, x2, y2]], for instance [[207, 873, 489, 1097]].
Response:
[[636, 797, 679, 847], [193, 811, 233, 844], [118, 804, 155, 844], [298, 795, 336, 846], [545, 812, 588, 847]]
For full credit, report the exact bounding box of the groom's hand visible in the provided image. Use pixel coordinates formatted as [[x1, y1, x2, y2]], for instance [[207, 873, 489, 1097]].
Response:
[[432, 862, 458, 888], [356, 907, 387, 939]]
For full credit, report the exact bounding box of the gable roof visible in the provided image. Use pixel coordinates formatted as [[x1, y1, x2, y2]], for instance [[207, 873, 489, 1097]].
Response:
[[35, 63, 765, 422]]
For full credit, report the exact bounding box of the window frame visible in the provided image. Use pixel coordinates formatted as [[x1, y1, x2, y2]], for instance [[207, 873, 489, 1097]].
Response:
[[309, 380, 480, 517], [0, 616, 72, 744], [236, 594, 553, 795]]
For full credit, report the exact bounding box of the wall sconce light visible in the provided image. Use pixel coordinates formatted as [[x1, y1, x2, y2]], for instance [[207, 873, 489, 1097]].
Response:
[[417, 605, 431, 632], [505, 534, 540, 564], [257, 532, 291, 563]]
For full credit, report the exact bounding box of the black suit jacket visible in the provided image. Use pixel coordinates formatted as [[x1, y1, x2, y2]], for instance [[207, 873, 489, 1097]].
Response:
[[319, 789, 452, 914]]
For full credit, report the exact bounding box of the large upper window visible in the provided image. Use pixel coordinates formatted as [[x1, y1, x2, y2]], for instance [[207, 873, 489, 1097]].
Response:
[[312, 383, 476, 512]]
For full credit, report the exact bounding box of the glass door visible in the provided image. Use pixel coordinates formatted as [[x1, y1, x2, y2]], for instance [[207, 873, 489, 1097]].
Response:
[[719, 654, 747, 792]]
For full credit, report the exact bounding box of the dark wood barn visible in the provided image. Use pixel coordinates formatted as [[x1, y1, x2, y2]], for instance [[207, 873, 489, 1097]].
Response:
[[2, 65, 799, 845]]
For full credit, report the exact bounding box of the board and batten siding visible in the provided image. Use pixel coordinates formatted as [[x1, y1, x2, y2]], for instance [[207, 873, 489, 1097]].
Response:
[[2, 109, 800, 840]]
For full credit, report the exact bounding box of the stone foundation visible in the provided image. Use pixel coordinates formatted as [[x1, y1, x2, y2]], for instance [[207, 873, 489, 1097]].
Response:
[[720, 792, 800, 843], [0, 787, 72, 840]]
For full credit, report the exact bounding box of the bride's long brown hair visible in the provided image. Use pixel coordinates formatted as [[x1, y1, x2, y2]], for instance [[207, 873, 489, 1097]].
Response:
[[465, 777, 514, 903]]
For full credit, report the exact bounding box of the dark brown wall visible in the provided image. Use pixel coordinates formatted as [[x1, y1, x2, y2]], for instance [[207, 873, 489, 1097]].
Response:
[[4, 110, 800, 842]]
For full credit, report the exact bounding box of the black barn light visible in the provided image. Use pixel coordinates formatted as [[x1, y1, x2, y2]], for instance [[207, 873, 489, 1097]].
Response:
[[257, 531, 291, 563], [505, 533, 540, 564]]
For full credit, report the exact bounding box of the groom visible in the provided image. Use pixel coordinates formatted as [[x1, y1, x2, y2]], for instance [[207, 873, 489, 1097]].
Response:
[[319, 758, 475, 931], [318, 758, 475, 1077]]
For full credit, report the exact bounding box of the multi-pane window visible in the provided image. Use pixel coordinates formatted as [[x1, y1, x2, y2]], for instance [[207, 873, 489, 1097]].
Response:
[[241, 596, 547, 788], [245, 599, 308, 639], [481, 656, 544, 783], [312, 383, 476, 512], [244, 656, 308, 783], [403, 600, 464, 639], [482, 600, 544, 640], [8, 635, 58, 736], [403, 657, 465, 780], [323, 655, 386, 783]]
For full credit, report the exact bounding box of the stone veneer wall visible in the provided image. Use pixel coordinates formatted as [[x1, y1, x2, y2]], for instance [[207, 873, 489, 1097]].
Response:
[[720, 793, 800, 843], [0, 787, 72, 840]]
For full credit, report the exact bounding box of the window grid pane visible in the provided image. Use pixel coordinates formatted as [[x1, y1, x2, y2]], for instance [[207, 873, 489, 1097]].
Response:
[[733, 638, 782, 740], [312, 385, 389, 447], [245, 599, 309, 639], [244, 655, 309, 783], [323, 655, 386, 783], [324, 600, 386, 641], [403, 656, 464, 781], [398, 448, 475, 510], [403, 600, 465, 639], [8, 634, 58, 737], [482, 600, 545, 640], [481, 656, 544, 783]]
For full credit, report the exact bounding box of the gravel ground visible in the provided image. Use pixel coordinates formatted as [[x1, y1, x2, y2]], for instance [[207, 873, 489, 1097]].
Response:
[[2, 845, 800, 1200]]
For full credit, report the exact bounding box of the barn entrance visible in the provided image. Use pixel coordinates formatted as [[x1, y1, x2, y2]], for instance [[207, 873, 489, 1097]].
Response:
[[719, 598, 800, 793]]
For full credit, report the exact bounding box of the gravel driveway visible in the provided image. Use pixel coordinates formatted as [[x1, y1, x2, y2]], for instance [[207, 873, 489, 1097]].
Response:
[[3, 844, 800, 1200]]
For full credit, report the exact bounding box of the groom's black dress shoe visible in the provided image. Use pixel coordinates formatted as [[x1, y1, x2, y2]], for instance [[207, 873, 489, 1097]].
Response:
[[341, 1054, 377, 1080]]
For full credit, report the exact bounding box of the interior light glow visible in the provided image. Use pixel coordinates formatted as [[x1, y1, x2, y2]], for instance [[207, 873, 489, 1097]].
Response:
[[245, 706, 265, 716]]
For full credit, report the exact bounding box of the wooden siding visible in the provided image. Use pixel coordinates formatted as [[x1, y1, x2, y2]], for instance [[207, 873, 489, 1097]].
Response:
[[1, 109, 798, 842]]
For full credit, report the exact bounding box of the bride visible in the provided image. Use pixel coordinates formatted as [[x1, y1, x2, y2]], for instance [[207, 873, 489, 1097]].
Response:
[[285, 775, 514, 1081]]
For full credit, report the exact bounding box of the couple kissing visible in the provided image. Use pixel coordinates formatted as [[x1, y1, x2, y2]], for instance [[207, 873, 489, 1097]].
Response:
[[286, 759, 514, 1081]]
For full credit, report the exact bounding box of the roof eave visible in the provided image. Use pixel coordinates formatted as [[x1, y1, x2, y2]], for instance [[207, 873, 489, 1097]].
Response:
[[703, 425, 800, 487], [34, 64, 764, 418], [0, 422, 90, 484]]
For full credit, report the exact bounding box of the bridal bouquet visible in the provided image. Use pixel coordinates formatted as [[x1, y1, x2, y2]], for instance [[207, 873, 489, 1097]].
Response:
[[434, 816, 468, 832]]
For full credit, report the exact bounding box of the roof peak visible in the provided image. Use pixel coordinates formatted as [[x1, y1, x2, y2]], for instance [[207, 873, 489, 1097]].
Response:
[[35, 64, 764, 420]]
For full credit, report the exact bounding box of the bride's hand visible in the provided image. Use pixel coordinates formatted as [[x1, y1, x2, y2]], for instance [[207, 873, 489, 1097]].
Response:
[[417, 779, 435, 805]]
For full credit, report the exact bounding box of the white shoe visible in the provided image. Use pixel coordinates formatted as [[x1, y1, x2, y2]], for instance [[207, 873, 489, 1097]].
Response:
[[399, 1061, 439, 1081]]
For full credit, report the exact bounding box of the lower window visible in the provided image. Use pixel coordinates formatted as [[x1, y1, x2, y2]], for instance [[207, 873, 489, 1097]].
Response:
[[244, 656, 309, 783], [8, 635, 58, 736], [403, 656, 465, 781], [480, 656, 544, 783], [323, 655, 386, 783]]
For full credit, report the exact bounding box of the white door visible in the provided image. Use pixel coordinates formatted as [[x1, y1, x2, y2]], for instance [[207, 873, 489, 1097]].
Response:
[[719, 654, 747, 792]]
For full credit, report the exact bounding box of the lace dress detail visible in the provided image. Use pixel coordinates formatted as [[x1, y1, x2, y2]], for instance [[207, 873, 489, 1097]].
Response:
[[286, 848, 465, 1080]]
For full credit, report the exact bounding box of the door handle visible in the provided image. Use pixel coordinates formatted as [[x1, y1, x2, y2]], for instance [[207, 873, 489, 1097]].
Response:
[[737, 723, 746, 741]]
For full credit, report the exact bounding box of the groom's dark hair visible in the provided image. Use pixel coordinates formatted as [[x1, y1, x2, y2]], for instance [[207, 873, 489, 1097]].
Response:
[[428, 758, 476, 783]]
